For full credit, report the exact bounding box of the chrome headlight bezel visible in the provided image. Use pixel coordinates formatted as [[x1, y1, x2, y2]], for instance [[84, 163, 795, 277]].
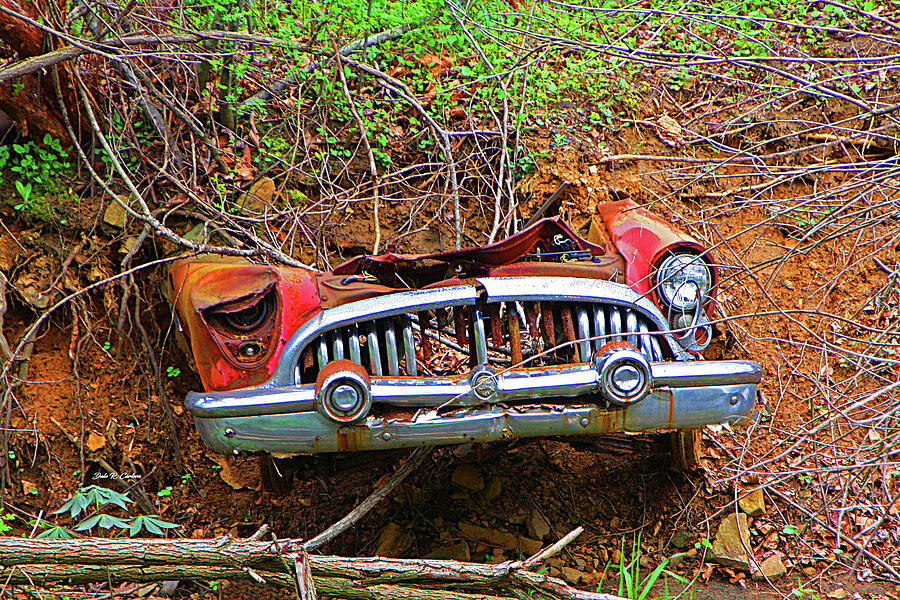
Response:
[[655, 253, 713, 312]]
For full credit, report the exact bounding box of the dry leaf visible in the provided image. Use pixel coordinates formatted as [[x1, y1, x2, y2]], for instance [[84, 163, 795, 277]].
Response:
[[86, 432, 107, 452], [656, 115, 683, 147], [207, 453, 258, 490]]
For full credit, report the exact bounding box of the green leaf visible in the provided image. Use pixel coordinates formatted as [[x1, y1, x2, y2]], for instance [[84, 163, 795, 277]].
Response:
[[37, 525, 76, 539], [637, 557, 670, 600], [128, 515, 179, 537], [75, 513, 130, 531], [53, 493, 92, 518]]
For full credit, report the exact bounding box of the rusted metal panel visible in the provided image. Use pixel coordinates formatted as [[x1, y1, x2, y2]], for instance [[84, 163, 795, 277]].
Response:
[[595, 199, 713, 297]]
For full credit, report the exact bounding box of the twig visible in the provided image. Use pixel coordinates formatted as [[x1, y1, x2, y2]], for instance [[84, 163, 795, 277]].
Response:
[[0, 275, 14, 362], [303, 445, 433, 551], [295, 549, 317, 600], [242, 20, 428, 107], [522, 526, 583, 569]]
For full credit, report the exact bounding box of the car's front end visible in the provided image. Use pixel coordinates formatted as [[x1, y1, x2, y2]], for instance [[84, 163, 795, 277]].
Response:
[[169, 202, 762, 465]]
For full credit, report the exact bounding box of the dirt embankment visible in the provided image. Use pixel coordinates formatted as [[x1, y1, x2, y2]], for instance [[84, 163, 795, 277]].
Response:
[[3, 86, 900, 600]]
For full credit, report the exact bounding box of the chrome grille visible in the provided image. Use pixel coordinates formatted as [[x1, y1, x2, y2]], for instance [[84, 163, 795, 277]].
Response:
[[296, 300, 667, 383]]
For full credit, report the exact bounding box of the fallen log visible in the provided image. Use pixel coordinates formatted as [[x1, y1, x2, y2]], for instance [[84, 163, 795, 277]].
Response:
[[0, 532, 629, 600]]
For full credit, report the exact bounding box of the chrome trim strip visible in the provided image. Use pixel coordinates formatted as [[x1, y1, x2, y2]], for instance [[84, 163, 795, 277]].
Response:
[[650, 360, 762, 387], [191, 383, 758, 454], [186, 359, 762, 417]]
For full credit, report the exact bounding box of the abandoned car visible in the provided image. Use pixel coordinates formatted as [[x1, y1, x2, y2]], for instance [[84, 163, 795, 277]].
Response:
[[169, 199, 762, 470]]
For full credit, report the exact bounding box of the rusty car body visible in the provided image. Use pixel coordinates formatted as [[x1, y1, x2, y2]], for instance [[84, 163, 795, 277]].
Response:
[[169, 199, 762, 468]]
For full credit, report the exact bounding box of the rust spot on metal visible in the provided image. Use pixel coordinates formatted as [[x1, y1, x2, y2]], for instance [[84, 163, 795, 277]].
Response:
[[560, 305, 577, 359], [524, 302, 539, 339], [541, 302, 555, 358], [489, 260, 624, 282], [334, 425, 372, 453], [418, 311, 433, 360], [487, 304, 503, 347], [508, 308, 523, 366], [661, 387, 676, 429], [453, 306, 469, 348]]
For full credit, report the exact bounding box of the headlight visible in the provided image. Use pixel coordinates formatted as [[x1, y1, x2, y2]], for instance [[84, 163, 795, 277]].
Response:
[[657, 254, 712, 311]]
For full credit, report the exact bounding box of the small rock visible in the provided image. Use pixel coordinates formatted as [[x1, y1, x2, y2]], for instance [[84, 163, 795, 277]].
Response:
[[559, 566, 587, 585], [609, 516, 620, 530], [782, 280, 795, 290], [739, 488, 766, 517], [506, 507, 528, 525], [452, 464, 485, 491], [458, 522, 542, 555], [598, 547, 609, 562], [425, 541, 470, 561], [711, 513, 752, 571], [375, 522, 408, 558], [526, 509, 551, 540], [671, 529, 694, 549], [639, 555, 654, 569], [480, 477, 503, 502], [103, 196, 131, 228], [588, 165, 599, 175], [826, 588, 849, 599], [86, 432, 106, 452], [237, 177, 276, 212], [751, 554, 787, 581]]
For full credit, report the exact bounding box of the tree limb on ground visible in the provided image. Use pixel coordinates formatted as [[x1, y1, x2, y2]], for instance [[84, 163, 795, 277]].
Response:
[[0, 531, 628, 600], [0, 23, 426, 85]]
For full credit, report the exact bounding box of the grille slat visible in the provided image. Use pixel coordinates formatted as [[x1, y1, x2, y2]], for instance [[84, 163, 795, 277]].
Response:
[[472, 304, 488, 365], [402, 317, 417, 376], [610, 307, 623, 342], [332, 331, 345, 361], [593, 306, 606, 352], [317, 337, 329, 369], [367, 323, 383, 376], [626, 309, 639, 349], [349, 323, 361, 363], [384, 319, 400, 376], [298, 300, 669, 383], [575, 307, 591, 363], [508, 302, 523, 366]]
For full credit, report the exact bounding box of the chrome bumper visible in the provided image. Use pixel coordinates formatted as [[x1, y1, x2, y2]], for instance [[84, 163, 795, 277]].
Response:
[[186, 359, 762, 454]]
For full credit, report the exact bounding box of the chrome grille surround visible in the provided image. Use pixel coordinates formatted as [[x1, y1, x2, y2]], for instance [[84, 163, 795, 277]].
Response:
[[272, 276, 689, 387]]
